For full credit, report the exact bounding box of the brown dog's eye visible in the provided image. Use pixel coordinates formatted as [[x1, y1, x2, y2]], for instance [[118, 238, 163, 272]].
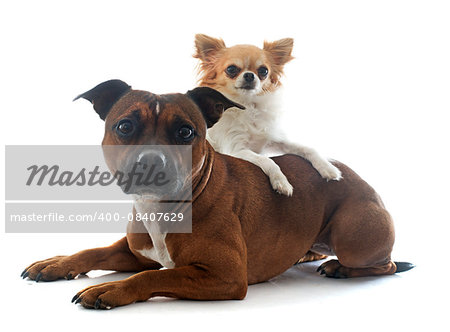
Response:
[[177, 125, 195, 142], [116, 119, 135, 137], [226, 65, 240, 78], [258, 66, 268, 79]]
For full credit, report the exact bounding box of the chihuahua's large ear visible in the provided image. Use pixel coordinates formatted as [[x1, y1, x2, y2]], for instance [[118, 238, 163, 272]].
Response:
[[73, 79, 131, 120], [194, 34, 226, 62], [263, 38, 294, 66], [187, 87, 245, 128]]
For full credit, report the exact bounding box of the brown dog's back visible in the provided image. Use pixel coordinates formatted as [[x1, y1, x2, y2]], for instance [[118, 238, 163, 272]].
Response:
[[195, 152, 395, 283]]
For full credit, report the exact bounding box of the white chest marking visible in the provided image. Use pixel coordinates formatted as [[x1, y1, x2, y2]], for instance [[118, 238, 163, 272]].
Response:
[[137, 233, 175, 269], [155, 101, 160, 115], [134, 200, 175, 269]]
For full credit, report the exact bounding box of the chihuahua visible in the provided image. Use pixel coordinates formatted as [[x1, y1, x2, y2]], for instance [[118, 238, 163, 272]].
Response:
[[194, 34, 341, 196]]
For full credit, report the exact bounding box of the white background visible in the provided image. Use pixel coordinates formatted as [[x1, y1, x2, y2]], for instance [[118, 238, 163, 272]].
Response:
[[1, 0, 449, 331]]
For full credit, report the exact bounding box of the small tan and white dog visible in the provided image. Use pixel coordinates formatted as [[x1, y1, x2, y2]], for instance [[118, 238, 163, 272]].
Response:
[[194, 34, 342, 196]]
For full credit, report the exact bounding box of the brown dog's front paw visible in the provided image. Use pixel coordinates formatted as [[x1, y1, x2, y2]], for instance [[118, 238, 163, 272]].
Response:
[[21, 256, 82, 282], [316, 259, 348, 279], [72, 280, 142, 309]]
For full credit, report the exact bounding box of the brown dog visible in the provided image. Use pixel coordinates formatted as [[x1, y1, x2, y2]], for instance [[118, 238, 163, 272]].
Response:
[[21, 80, 413, 309]]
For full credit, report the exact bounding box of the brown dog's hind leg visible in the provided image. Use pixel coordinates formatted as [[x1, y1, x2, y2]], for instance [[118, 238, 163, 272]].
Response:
[[318, 201, 397, 278], [295, 251, 328, 264], [317, 259, 396, 278]]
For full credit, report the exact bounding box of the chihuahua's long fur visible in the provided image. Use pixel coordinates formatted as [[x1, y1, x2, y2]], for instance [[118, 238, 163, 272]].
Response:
[[194, 34, 341, 196]]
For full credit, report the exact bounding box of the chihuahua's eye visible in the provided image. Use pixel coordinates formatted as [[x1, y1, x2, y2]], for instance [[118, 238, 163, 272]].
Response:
[[177, 125, 195, 141], [258, 66, 269, 79], [116, 119, 135, 137], [226, 65, 240, 78]]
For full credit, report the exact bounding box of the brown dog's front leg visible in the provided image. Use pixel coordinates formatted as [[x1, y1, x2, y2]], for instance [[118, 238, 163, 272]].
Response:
[[73, 265, 248, 309], [21, 237, 160, 282]]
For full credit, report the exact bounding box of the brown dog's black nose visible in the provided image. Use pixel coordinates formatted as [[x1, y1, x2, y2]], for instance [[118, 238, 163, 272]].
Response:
[[243, 72, 255, 82], [137, 151, 166, 172]]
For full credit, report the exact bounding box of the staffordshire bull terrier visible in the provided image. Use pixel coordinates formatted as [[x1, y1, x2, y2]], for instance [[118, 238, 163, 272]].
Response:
[[21, 80, 413, 309]]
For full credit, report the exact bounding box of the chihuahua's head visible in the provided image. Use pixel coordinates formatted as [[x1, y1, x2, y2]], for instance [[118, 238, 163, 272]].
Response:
[[194, 34, 293, 101]]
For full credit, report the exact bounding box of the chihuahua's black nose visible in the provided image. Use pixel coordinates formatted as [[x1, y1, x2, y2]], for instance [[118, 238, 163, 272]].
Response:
[[243, 72, 255, 82]]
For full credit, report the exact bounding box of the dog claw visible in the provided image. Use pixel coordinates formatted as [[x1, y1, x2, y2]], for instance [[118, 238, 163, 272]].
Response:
[[22, 271, 29, 279], [35, 272, 42, 282], [66, 273, 73, 280], [75, 297, 82, 305], [71, 294, 79, 303], [20, 269, 27, 278], [94, 299, 102, 309]]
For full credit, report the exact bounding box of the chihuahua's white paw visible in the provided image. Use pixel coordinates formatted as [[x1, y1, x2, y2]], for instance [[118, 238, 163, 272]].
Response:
[[269, 172, 294, 196], [316, 161, 342, 181]]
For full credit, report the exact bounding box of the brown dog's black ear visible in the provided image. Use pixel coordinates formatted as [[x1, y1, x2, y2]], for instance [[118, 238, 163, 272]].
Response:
[[187, 87, 245, 128], [73, 79, 131, 120]]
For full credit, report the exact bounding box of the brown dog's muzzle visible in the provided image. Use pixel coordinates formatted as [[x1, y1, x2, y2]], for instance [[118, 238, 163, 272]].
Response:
[[102, 145, 191, 200]]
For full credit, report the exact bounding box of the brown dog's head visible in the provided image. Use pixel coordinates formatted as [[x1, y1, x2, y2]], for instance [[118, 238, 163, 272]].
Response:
[[74, 79, 244, 199]]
